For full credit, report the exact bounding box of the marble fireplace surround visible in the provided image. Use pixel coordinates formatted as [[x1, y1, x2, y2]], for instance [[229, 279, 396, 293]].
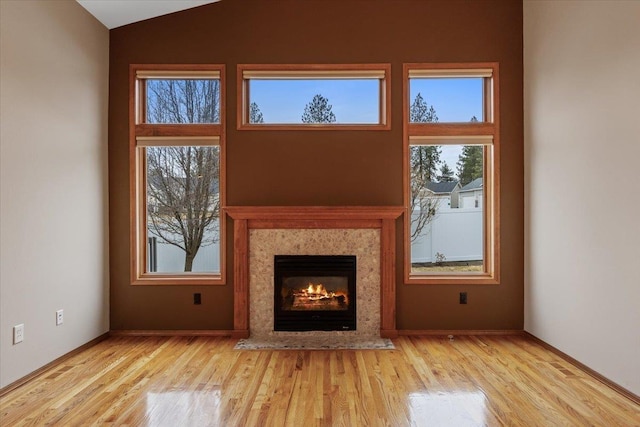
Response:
[[225, 207, 403, 339]]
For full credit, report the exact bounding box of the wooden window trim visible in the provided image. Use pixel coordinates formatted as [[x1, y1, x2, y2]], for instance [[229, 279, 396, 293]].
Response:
[[403, 63, 501, 285], [129, 64, 226, 286], [237, 64, 391, 130], [134, 124, 222, 138]]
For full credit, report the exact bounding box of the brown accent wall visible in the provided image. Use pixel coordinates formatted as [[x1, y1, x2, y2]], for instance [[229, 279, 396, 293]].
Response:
[[109, 0, 523, 330]]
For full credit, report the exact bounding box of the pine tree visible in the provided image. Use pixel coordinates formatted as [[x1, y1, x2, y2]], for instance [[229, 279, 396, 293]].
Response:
[[456, 115, 484, 186], [301, 94, 336, 123], [410, 93, 438, 123], [409, 92, 441, 183], [457, 146, 483, 186], [411, 146, 441, 184], [249, 102, 264, 124], [438, 163, 455, 182]]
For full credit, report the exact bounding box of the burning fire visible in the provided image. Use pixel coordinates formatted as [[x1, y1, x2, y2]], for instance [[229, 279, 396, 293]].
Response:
[[300, 282, 348, 304], [306, 283, 327, 296]]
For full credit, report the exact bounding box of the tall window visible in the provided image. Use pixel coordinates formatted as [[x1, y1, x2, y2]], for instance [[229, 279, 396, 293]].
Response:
[[130, 65, 225, 285], [237, 64, 391, 130], [404, 64, 499, 284]]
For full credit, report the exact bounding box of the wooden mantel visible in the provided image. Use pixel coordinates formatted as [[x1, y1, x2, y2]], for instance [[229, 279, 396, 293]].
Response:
[[225, 206, 404, 339]]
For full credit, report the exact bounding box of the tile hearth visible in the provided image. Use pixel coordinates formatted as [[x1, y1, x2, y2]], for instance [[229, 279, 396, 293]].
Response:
[[235, 336, 395, 350]]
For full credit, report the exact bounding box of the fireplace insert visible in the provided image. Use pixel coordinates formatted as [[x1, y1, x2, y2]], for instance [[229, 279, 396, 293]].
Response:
[[274, 255, 356, 331]]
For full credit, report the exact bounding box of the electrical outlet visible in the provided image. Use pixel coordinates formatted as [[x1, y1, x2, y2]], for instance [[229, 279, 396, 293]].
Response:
[[459, 292, 468, 304], [13, 324, 24, 344], [56, 309, 64, 325]]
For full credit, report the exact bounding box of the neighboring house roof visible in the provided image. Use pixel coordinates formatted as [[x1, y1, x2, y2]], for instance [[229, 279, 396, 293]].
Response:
[[425, 180, 460, 195], [459, 178, 483, 193]]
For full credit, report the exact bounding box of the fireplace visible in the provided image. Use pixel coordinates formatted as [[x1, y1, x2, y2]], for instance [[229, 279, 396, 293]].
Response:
[[225, 206, 403, 338], [274, 255, 357, 332]]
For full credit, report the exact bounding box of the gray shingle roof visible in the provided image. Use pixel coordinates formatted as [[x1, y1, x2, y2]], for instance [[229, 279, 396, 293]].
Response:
[[460, 178, 483, 192], [426, 180, 460, 194]]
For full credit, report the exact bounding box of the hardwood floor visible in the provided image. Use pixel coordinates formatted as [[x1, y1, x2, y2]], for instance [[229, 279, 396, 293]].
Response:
[[1, 335, 638, 426]]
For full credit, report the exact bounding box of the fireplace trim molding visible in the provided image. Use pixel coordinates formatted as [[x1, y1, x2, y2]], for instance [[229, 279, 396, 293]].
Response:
[[225, 206, 403, 339]]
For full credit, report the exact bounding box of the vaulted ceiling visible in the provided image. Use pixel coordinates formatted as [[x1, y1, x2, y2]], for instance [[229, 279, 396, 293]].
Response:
[[76, 0, 219, 29]]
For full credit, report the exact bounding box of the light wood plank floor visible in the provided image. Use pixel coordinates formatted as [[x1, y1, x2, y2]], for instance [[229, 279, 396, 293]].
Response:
[[1, 335, 638, 426]]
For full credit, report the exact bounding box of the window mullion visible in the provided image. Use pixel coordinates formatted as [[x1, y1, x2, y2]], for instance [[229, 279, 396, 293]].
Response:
[[408, 123, 495, 137], [135, 124, 221, 138]]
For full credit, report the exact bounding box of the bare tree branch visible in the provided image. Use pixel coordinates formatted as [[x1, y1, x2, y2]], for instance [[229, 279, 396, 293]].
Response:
[[409, 93, 441, 242], [145, 79, 221, 271]]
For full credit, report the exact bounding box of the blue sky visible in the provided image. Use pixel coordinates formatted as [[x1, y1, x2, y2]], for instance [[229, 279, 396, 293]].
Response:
[[250, 77, 482, 123], [410, 78, 483, 122], [411, 78, 483, 173], [250, 79, 379, 124], [249, 77, 483, 176]]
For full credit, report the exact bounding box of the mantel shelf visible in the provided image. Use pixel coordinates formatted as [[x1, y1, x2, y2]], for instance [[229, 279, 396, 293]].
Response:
[[224, 206, 405, 220]]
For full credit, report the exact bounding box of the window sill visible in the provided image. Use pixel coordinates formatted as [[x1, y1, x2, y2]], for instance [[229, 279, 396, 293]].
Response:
[[406, 274, 499, 285], [237, 123, 391, 131], [132, 274, 224, 286]]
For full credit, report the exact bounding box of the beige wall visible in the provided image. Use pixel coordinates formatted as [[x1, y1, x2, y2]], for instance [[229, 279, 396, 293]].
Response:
[[0, 0, 109, 388], [524, 0, 640, 395]]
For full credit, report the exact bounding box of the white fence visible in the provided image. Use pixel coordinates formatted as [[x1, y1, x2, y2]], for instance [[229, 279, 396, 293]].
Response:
[[151, 234, 220, 273], [149, 208, 481, 271], [411, 208, 483, 264]]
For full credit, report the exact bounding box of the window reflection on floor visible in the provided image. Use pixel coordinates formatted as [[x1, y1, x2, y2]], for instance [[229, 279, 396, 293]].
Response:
[[409, 391, 487, 426], [146, 390, 221, 426]]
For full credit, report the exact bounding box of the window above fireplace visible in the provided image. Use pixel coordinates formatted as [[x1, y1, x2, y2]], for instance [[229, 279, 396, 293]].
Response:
[[237, 64, 391, 130]]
